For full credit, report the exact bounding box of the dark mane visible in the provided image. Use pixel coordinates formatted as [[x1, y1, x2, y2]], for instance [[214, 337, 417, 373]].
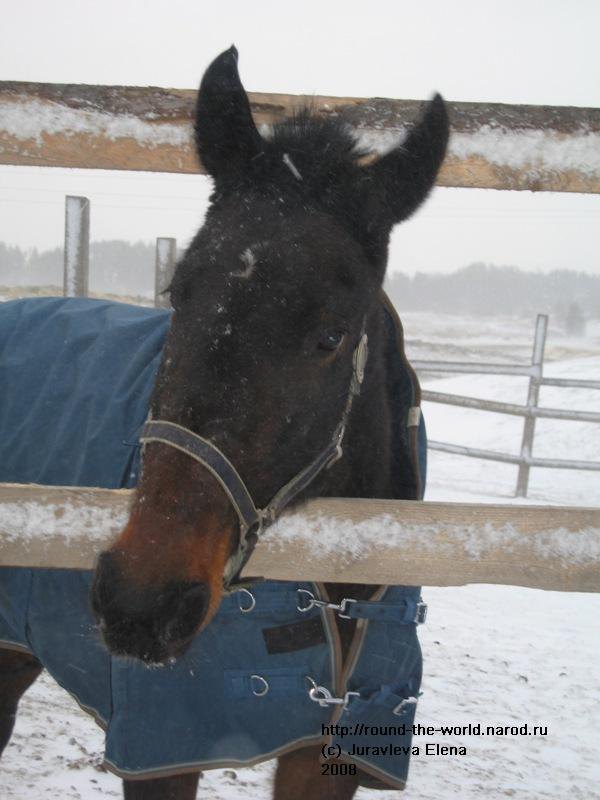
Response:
[[269, 107, 368, 171], [213, 108, 371, 209]]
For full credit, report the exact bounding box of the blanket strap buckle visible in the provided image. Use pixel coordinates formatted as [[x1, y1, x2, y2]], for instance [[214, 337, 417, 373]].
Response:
[[414, 601, 428, 624], [392, 696, 419, 715], [305, 676, 360, 710], [296, 589, 357, 618], [297, 590, 427, 625]]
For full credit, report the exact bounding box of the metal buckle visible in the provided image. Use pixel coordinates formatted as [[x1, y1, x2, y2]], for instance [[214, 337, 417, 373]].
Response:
[[326, 424, 345, 470], [306, 676, 333, 706], [296, 590, 358, 619], [392, 696, 419, 716], [414, 602, 428, 624], [337, 598, 357, 619], [305, 677, 360, 710], [326, 440, 344, 469]]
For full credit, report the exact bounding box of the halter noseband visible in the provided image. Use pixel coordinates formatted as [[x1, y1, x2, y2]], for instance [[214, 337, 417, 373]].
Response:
[[139, 328, 369, 592]]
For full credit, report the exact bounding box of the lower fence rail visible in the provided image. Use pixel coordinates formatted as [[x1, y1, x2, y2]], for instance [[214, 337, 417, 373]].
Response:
[[1, 483, 598, 593], [427, 440, 600, 472]]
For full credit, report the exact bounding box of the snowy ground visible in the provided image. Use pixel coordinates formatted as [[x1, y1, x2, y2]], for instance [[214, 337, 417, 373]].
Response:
[[1, 311, 599, 798]]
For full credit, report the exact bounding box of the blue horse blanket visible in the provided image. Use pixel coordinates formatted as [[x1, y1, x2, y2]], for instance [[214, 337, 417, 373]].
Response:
[[0, 297, 426, 789]]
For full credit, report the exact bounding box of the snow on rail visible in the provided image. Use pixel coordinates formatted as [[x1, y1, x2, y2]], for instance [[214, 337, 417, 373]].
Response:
[[1, 96, 192, 148], [1, 82, 599, 192], [358, 125, 600, 178], [266, 513, 600, 566], [0, 484, 598, 592]]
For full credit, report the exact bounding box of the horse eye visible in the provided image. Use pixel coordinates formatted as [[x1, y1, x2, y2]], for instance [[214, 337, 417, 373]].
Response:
[[318, 329, 346, 351]]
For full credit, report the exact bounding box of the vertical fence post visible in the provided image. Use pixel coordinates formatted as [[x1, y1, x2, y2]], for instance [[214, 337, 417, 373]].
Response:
[[154, 237, 177, 309], [63, 196, 90, 297], [515, 314, 548, 497]]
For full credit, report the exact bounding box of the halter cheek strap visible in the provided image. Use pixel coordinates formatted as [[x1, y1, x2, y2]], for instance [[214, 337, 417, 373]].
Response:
[[139, 327, 369, 591]]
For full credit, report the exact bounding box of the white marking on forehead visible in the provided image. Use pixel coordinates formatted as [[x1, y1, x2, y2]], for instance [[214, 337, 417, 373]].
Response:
[[231, 247, 257, 280], [283, 152, 303, 181]]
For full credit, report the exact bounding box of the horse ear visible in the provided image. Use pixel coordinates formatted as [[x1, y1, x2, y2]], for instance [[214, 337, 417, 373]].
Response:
[[194, 46, 263, 179], [360, 93, 449, 230]]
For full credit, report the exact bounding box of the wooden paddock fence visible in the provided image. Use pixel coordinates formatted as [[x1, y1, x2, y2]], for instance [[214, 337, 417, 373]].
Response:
[[1, 78, 598, 593]]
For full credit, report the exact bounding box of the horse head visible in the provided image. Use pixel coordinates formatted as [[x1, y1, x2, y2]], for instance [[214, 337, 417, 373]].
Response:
[[91, 46, 449, 664]]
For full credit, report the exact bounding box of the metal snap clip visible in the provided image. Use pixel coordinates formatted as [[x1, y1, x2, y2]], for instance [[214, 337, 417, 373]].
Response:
[[250, 674, 269, 697], [305, 676, 360, 710], [305, 675, 333, 706], [236, 588, 256, 613]]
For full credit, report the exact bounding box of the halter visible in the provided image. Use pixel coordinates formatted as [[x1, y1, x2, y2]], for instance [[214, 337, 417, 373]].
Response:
[[139, 327, 369, 592]]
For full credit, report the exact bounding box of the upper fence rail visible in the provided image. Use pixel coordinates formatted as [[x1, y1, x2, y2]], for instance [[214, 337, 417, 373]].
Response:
[[2, 483, 598, 593], [1, 82, 600, 193]]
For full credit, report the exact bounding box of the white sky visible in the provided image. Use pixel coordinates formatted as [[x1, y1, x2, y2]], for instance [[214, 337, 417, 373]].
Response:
[[1, 0, 599, 275]]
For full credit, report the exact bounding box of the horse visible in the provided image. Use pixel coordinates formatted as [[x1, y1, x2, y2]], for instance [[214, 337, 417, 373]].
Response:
[[0, 47, 448, 799]]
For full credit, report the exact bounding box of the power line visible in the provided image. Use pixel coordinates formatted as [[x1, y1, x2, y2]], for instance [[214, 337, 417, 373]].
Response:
[[1, 185, 209, 202], [0, 196, 206, 213]]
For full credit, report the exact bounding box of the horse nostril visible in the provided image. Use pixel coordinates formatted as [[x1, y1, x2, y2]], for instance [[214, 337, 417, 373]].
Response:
[[163, 582, 211, 645]]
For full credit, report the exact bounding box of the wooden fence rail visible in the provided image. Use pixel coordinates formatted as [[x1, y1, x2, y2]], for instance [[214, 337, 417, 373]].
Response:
[[1, 483, 599, 593], [1, 82, 600, 193]]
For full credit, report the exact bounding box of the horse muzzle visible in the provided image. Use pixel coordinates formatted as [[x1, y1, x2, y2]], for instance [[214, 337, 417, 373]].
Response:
[[91, 551, 211, 664]]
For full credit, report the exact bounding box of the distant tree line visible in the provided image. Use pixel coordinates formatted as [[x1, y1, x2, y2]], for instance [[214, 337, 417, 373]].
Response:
[[385, 262, 599, 323], [1, 243, 598, 322], [0, 240, 163, 298]]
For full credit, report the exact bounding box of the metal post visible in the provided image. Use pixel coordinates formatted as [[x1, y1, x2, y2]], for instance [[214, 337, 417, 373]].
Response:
[[63, 196, 90, 297], [515, 314, 548, 497], [154, 237, 177, 309]]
